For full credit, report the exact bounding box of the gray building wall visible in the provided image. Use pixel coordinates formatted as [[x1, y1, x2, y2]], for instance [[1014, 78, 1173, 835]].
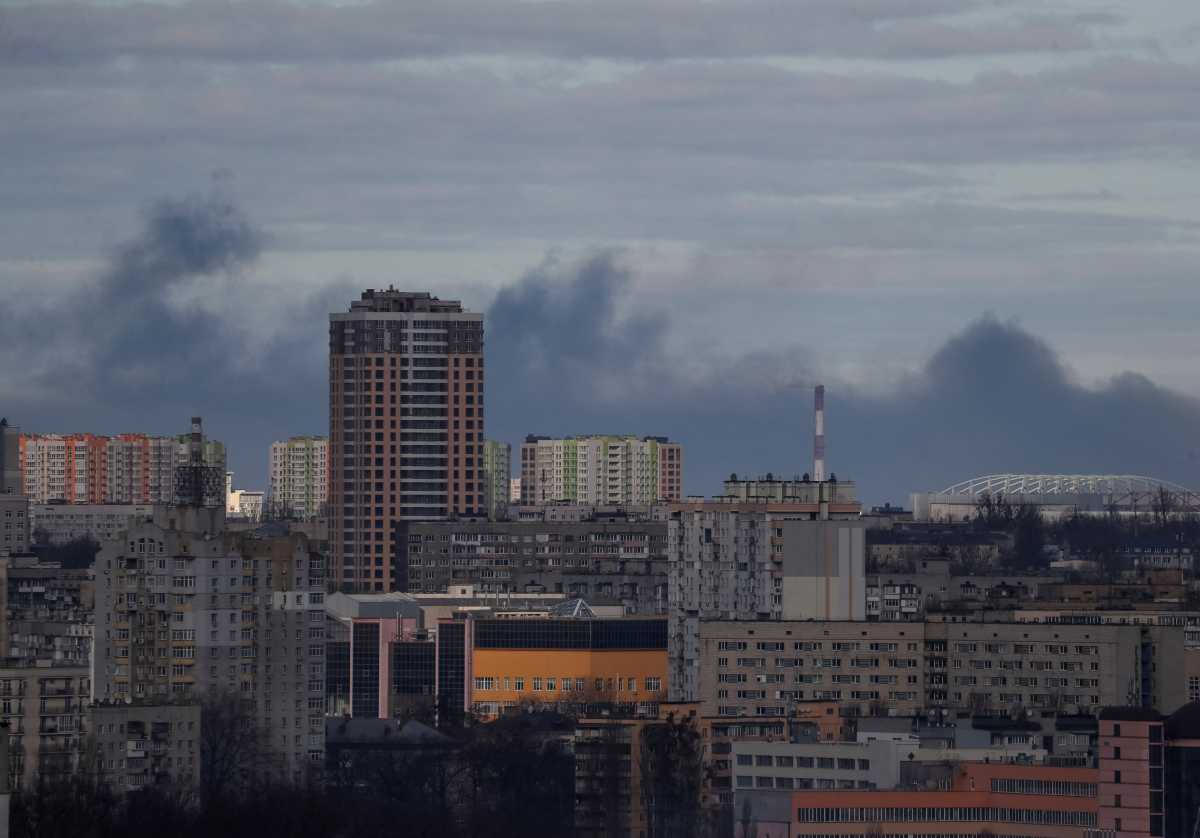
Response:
[[669, 508, 866, 702], [92, 702, 201, 792], [94, 508, 325, 782], [396, 517, 668, 615], [0, 496, 28, 556], [697, 619, 1149, 721], [0, 665, 90, 787]]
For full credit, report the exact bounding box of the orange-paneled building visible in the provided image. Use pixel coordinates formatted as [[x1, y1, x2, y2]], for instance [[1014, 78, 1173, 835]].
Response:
[[434, 616, 668, 719]]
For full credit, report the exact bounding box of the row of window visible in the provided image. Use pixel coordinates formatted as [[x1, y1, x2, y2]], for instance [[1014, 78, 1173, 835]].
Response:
[[738, 776, 874, 790], [473, 676, 662, 693], [795, 806, 1096, 827], [737, 754, 870, 770]]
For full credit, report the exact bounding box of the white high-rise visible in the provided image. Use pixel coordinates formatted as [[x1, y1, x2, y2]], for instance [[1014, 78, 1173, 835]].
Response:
[[519, 435, 682, 506], [268, 436, 328, 520]]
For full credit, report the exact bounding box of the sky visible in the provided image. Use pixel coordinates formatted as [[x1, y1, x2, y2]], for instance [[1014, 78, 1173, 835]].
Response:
[[2, 0, 1199, 504]]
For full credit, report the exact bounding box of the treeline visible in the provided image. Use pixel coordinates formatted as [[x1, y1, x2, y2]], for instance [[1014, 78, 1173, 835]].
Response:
[[11, 711, 713, 838]]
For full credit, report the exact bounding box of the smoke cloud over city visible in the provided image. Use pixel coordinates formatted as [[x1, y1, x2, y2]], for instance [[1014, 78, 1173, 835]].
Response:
[[2, 192, 1197, 503]]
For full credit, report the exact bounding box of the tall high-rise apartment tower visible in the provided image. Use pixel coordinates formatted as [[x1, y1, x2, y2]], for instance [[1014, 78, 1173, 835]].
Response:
[[329, 289, 484, 592], [268, 436, 328, 520]]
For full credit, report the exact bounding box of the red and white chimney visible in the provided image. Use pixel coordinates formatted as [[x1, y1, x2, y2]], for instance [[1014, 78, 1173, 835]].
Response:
[[812, 385, 826, 482]]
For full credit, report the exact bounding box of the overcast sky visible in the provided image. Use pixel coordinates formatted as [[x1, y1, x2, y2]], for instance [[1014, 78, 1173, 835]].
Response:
[[2, 0, 1199, 503]]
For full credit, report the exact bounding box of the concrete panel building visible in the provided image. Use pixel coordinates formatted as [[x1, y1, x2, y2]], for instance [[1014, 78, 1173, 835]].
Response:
[[329, 289, 484, 592], [28, 503, 153, 545], [667, 483, 864, 702], [93, 499, 327, 780], [268, 436, 328, 520], [0, 666, 90, 787], [696, 619, 1147, 721], [394, 512, 669, 615], [520, 435, 682, 506], [91, 702, 201, 792]]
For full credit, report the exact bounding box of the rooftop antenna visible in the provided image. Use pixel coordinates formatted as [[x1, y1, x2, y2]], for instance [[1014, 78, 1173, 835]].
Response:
[[813, 385, 826, 482]]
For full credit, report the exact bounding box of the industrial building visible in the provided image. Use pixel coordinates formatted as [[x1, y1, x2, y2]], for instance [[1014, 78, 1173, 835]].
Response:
[[329, 288, 484, 592]]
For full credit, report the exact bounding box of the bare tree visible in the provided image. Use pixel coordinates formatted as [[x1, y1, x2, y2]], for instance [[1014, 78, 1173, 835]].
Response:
[[198, 691, 267, 802]]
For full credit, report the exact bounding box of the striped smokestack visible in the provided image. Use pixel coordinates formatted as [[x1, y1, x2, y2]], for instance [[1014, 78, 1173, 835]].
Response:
[[812, 385, 826, 482]]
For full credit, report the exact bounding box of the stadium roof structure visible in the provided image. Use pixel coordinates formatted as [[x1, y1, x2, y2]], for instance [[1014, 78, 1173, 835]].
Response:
[[939, 474, 1193, 497]]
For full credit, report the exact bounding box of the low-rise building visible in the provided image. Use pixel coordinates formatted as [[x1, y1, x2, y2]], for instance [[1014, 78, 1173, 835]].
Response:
[[733, 738, 908, 794]]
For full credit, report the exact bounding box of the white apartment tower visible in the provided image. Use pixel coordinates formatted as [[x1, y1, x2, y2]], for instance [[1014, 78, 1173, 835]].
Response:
[[268, 436, 328, 520], [519, 435, 682, 506]]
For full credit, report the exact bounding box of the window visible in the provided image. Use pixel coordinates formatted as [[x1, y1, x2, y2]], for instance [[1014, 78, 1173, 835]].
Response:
[[736, 754, 753, 766], [645, 676, 662, 692]]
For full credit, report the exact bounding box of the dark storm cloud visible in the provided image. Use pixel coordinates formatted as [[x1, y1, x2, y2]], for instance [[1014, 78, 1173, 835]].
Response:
[[483, 258, 1200, 503], [0, 1, 1107, 65]]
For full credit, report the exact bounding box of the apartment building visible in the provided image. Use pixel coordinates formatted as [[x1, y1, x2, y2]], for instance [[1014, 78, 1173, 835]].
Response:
[[0, 666, 90, 787], [93, 504, 326, 780], [697, 620, 1145, 722], [19, 432, 224, 505], [268, 436, 328, 520], [395, 512, 669, 614], [0, 495, 28, 555], [434, 616, 668, 720], [480, 439, 511, 521], [1, 556, 92, 666], [92, 702, 201, 792], [574, 717, 652, 838], [668, 485, 864, 702], [28, 503, 153, 545], [329, 289, 484, 592], [520, 436, 682, 506]]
